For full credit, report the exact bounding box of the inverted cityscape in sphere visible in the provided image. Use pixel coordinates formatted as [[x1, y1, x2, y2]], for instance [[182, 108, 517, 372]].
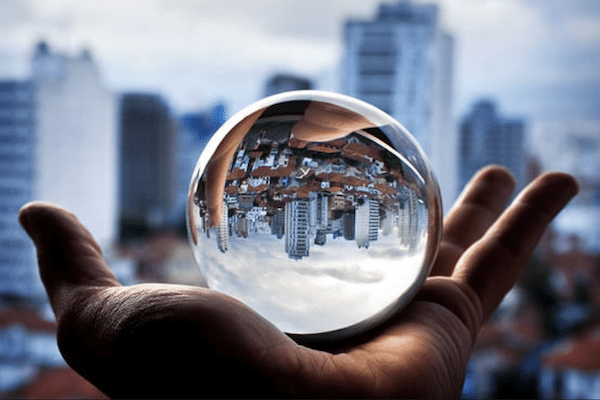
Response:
[[187, 91, 441, 338]]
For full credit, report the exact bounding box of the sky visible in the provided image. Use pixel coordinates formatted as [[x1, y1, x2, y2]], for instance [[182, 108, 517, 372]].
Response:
[[1, 0, 599, 122], [196, 229, 426, 334]]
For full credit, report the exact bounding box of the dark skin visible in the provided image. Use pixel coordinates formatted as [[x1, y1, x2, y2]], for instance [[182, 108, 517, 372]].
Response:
[[19, 166, 578, 398]]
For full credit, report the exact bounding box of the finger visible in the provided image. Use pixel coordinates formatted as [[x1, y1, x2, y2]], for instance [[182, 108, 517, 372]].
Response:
[[430, 165, 516, 277], [204, 108, 264, 227], [19, 202, 120, 318], [452, 172, 578, 319], [292, 101, 375, 142]]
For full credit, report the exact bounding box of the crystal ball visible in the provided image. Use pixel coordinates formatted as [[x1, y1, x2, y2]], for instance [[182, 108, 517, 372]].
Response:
[[187, 90, 442, 340]]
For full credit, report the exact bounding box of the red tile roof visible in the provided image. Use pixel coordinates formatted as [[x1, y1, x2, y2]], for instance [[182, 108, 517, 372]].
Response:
[[543, 326, 600, 371], [12, 367, 107, 399], [0, 307, 56, 333]]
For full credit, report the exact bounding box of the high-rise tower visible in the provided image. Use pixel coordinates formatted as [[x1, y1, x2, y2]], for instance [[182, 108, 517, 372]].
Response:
[[264, 73, 313, 97], [32, 41, 118, 247], [355, 198, 379, 249], [118, 93, 176, 240], [342, 2, 456, 210], [458, 100, 525, 192], [0, 81, 41, 299], [285, 199, 310, 259]]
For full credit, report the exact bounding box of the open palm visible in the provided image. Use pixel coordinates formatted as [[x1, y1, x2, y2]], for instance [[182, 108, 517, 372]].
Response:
[[19, 166, 577, 398]]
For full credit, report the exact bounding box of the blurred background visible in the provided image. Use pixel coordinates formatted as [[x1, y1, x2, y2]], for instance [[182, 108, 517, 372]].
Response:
[[1, 0, 599, 398]]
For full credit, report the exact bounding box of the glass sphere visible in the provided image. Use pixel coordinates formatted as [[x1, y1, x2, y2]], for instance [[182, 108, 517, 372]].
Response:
[[187, 91, 442, 340]]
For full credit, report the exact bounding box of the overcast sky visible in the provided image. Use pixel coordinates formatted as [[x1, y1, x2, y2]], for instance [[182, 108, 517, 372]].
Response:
[[1, 0, 599, 122], [197, 230, 425, 334]]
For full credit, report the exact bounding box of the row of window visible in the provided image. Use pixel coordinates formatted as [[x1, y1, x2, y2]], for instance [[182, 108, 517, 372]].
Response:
[[0, 108, 33, 117], [357, 95, 393, 115], [0, 153, 31, 162], [0, 255, 32, 265], [361, 31, 394, 39], [0, 204, 24, 213], [0, 119, 35, 127], [0, 186, 32, 196], [359, 71, 396, 77], [0, 135, 33, 145], [0, 239, 30, 248], [0, 101, 34, 110], [358, 56, 397, 73], [358, 50, 397, 57], [360, 89, 395, 96], [0, 168, 34, 179], [0, 126, 34, 136], [357, 55, 424, 72], [0, 89, 33, 103]]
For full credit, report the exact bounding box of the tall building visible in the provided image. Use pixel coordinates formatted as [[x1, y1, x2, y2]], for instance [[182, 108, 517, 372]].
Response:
[[264, 73, 313, 97], [355, 198, 379, 249], [315, 193, 329, 231], [0, 81, 42, 299], [343, 211, 356, 240], [174, 104, 226, 225], [458, 100, 525, 192], [32, 41, 118, 247], [342, 1, 456, 211], [216, 201, 229, 253], [119, 93, 176, 239], [399, 189, 421, 251], [271, 208, 285, 239], [285, 199, 310, 259]]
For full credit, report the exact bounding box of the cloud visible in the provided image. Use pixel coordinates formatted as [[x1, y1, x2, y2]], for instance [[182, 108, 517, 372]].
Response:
[[2, 0, 599, 119], [564, 15, 600, 43], [0, 0, 33, 28], [422, 0, 600, 119], [191, 227, 426, 333], [290, 262, 385, 284]]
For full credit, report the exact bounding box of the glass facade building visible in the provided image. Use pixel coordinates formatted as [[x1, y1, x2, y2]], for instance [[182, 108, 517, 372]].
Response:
[[0, 81, 41, 299]]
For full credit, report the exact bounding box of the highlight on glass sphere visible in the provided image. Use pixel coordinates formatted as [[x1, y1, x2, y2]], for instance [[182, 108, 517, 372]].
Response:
[[187, 90, 442, 340]]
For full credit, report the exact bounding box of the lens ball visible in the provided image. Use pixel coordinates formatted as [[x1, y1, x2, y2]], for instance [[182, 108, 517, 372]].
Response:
[[187, 91, 441, 340]]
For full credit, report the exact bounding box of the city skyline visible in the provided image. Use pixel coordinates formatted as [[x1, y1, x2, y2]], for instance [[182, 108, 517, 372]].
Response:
[[194, 130, 428, 259], [0, 3, 596, 272], [1, 2, 599, 397], [0, 1, 599, 122]]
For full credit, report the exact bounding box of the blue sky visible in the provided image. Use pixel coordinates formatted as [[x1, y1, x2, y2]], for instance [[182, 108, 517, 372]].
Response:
[[1, 0, 599, 122]]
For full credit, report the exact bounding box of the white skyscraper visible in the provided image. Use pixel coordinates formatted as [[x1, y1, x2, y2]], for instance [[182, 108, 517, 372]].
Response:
[[399, 189, 421, 251], [216, 201, 229, 253], [32, 42, 118, 247], [355, 198, 379, 249], [342, 1, 457, 210], [285, 199, 310, 259]]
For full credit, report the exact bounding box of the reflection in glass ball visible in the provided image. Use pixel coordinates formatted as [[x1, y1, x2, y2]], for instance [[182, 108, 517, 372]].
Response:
[[187, 91, 442, 340]]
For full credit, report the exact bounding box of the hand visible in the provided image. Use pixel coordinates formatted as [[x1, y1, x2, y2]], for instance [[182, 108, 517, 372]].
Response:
[[19, 166, 577, 398]]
